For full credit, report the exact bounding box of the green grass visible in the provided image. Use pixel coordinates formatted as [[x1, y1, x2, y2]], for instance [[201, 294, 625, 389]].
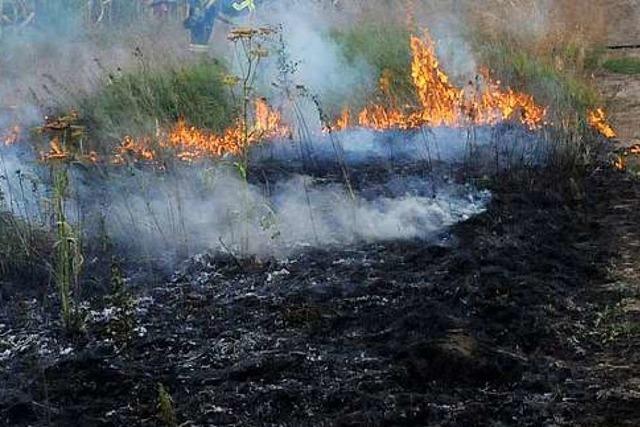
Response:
[[330, 23, 415, 113], [602, 57, 640, 75], [0, 212, 51, 283], [77, 59, 234, 147], [475, 39, 601, 123]]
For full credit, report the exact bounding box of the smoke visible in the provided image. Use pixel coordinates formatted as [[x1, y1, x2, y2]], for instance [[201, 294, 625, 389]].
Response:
[[83, 158, 490, 263], [77, 125, 546, 264], [0, 0, 554, 269], [258, 3, 374, 102], [0, 5, 194, 131]]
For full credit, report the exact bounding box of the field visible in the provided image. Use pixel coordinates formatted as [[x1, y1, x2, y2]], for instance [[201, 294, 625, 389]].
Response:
[[1, 1, 640, 426]]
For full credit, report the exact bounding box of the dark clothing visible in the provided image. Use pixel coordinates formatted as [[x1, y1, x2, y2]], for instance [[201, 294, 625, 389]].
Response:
[[185, 0, 221, 45], [184, 0, 263, 45]]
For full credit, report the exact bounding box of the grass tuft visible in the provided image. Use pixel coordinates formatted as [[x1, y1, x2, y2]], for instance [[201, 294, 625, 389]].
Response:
[[330, 22, 414, 112], [77, 59, 234, 147], [602, 57, 640, 75]]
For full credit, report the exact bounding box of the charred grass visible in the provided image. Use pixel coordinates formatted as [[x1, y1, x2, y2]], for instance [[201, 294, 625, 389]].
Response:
[[3, 159, 639, 426]]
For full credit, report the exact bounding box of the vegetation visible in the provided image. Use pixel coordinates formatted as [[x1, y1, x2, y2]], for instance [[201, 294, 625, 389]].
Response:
[[0, 3, 612, 310], [157, 383, 178, 427], [331, 22, 414, 113], [0, 211, 50, 282], [77, 59, 234, 147], [602, 57, 640, 75]]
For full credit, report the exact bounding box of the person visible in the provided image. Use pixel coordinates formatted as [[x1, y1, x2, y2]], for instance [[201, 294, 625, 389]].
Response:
[[184, 0, 261, 47]]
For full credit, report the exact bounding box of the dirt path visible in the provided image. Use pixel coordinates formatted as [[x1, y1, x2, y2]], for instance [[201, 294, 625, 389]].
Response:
[[596, 49, 640, 147]]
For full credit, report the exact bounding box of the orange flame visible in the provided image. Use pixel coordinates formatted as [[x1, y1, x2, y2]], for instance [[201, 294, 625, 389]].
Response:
[[336, 33, 547, 131], [40, 137, 69, 162], [613, 154, 625, 171], [588, 108, 616, 138], [2, 125, 21, 146], [118, 99, 288, 163]]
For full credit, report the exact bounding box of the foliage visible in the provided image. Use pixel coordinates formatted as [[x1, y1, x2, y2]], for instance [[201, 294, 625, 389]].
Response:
[[330, 22, 415, 113], [77, 59, 234, 148], [602, 57, 640, 75], [157, 383, 178, 427]]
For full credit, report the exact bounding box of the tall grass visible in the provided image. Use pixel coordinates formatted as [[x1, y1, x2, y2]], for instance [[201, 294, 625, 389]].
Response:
[[603, 57, 640, 75], [0, 211, 50, 283], [474, 38, 601, 118], [76, 59, 234, 148], [330, 22, 414, 114]]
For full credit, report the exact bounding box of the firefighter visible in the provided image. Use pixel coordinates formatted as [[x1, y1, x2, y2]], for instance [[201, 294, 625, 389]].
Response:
[[184, 0, 261, 47]]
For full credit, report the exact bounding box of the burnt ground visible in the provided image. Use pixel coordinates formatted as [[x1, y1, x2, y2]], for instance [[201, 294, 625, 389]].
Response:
[[1, 162, 640, 426]]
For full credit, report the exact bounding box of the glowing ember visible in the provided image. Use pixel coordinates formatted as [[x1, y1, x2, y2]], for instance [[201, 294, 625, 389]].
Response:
[[2, 125, 21, 146], [336, 33, 547, 131], [119, 99, 288, 163], [40, 137, 69, 162], [114, 135, 156, 164], [588, 108, 616, 138], [613, 154, 625, 171]]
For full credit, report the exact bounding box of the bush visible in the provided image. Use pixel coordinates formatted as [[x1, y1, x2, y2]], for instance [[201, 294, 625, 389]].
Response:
[[77, 59, 234, 148]]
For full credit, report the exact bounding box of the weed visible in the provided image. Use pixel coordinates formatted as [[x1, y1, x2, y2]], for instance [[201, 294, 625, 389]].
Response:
[[38, 113, 88, 333], [157, 383, 178, 427], [602, 57, 640, 75]]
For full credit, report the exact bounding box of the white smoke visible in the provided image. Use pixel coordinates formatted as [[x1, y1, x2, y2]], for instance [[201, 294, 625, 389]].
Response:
[[92, 160, 490, 262]]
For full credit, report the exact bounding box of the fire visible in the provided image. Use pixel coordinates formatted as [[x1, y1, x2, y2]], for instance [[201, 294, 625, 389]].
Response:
[[41, 137, 68, 161], [588, 108, 616, 138], [118, 99, 288, 163], [2, 125, 21, 146], [255, 98, 288, 138], [337, 33, 547, 131], [613, 155, 625, 171], [114, 135, 156, 164]]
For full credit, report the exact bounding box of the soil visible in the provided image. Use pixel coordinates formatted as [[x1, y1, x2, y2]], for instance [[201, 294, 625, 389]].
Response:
[[596, 54, 640, 147], [1, 160, 640, 427]]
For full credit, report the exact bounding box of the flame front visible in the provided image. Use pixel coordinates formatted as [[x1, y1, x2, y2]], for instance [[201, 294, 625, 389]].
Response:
[[588, 108, 616, 139], [340, 33, 547, 131], [118, 99, 288, 163]]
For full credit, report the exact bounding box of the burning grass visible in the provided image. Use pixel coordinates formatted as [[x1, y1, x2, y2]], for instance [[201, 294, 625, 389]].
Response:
[[331, 22, 415, 113], [472, 37, 601, 123], [115, 99, 289, 163], [0, 10, 619, 309], [333, 33, 546, 132], [76, 59, 234, 148]]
